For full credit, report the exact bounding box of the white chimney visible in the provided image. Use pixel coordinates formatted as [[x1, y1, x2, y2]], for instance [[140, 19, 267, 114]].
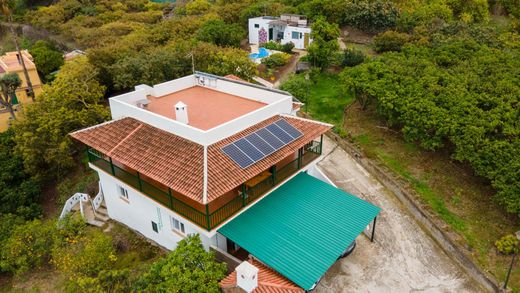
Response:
[[175, 101, 188, 124], [236, 261, 259, 293]]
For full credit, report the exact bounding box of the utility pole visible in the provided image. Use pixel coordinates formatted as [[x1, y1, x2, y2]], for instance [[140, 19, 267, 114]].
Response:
[[186, 52, 195, 74]]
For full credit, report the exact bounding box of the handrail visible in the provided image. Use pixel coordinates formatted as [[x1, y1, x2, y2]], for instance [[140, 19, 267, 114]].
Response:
[[86, 139, 322, 231], [59, 192, 89, 220]]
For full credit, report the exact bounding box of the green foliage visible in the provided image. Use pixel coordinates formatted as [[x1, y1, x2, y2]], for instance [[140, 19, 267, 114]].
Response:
[[0, 72, 22, 119], [135, 234, 226, 292], [262, 41, 295, 53], [52, 229, 117, 278], [342, 0, 400, 32], [0, 219, 56, 274], [341, 28, 520, 215], [495, 234, 519, 255], [280, 73, 308, 102], [57, 170, 98, 206], [196, 19, 245, 47], [14, 57, 110, 181], [308, 17, 340, 69], [29, 40, 64, 82], [0, 129, 41, 218], [373, 30, 410, 52], [342, 48, 365, 67], [261, 52, 291, 68], [446, 0, 489, 23], [396, 3, 453, 32], [500, 0, 520, 18]]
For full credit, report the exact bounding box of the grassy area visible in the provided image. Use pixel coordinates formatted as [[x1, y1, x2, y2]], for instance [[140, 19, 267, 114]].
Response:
[[303, 72, 520, 290], [305, 73, 354, 130]]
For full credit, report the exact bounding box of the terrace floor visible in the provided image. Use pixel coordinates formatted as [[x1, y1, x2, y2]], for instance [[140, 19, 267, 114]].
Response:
[[145, 86, 266, 130]]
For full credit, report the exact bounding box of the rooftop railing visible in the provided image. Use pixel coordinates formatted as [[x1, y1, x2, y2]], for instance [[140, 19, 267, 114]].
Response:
[[87, 136, 322, 231]]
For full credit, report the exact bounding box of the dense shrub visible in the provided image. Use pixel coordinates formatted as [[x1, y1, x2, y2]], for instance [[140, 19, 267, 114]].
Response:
[[261, 53, 291, 68], [341, 31, 520, 215], [0, 219, 56, 274], [495, 234, 519, 255], [52, 230, 117, 278], [342, 0, 399, 32], [135, 234, 226, 292], [374, 30, 410, 53], [262, 41, 295, 53], [500, 0, 520, 18], [0, 129, 41, 218], [342, 48, 365, 67], [29, 40, 65, 82], [196, 19, 245, 47]]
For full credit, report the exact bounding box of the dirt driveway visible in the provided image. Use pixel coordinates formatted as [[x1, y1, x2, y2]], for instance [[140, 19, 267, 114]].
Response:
[[315, 136, 483, 292]]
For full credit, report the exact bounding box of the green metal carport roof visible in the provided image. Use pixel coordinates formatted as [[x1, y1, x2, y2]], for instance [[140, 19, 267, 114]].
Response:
[[218, 172, 381, 291]]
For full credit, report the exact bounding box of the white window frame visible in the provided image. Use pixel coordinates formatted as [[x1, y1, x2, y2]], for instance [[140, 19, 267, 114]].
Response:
[[254, 23, 259, 28], [118, 185, 129, 201], [291, 31, 300, 39], [170, 216, 185, 235]]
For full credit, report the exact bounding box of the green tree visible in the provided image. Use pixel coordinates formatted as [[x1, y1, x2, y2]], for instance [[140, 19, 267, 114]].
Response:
[[0, 129, 41, 218], [307, 17, 340, 69], [29, 40, 65, 82], [14, 56, 109, 180], [135, 234, 226, 292], [0, 219, 56, 274], [373, 31, 410, 53], [0, 73, 21, 120], [196, 19, 245, 47]]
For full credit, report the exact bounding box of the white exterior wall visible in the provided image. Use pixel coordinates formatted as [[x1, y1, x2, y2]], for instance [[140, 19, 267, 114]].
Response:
[[109, 74, 294, 146], [94, 166, 213, 251], [248, 17, 312, 49], [281, 25, 312, 49]]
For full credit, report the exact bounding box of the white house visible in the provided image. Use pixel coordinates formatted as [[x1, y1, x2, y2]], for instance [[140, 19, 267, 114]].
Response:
[[248, 14, 313, 50], [69, 72, 380, 291]]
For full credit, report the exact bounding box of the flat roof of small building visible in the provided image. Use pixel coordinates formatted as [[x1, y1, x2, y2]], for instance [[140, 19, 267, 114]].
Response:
[[145, 86, 267, 130], [0, 51, 36, 72]]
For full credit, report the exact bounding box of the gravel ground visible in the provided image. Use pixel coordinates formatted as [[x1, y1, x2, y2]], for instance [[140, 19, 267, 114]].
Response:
[[314, 136, 483, 293]]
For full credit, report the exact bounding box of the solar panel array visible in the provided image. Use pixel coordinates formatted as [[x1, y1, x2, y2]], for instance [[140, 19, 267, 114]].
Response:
[[222, 119, 303, 168]]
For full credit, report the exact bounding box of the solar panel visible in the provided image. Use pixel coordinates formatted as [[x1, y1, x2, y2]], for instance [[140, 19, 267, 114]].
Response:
[[275, 119, 303, 139], [245, 133, 275, 156], [221, 118, 304, 169], [222, 144, 254, 168], [256, 128, 285, 149], [234, 138, 264, 162], [266, 124, 293, 144]]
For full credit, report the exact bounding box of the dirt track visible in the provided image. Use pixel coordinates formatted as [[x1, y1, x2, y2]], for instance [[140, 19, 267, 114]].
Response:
[[315, 136, 483, 292]]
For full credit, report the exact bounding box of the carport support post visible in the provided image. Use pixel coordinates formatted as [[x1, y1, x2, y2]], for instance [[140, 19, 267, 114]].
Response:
[[371, 217, 377, 242]]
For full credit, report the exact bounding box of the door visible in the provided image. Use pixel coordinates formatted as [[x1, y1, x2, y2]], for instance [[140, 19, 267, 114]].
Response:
[[304, 33, 310, 48], [269, 28, 273, 41]]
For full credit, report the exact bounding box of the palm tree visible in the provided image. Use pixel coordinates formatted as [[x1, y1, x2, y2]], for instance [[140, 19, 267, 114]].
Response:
[[0, 73, 22, 120], [0, 0, 36, 101]]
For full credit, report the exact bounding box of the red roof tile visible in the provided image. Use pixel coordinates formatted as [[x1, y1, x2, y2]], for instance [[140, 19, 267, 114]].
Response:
[[71, 115, 330, 203], [220, 259, 304, 293]]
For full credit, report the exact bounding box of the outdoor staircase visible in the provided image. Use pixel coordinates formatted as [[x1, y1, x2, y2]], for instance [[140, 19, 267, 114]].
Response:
[[59, 182, 109, 227], [82, 199, 109, 227]]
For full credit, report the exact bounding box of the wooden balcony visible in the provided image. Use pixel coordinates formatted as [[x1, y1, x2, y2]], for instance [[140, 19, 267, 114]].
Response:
[[86, 137, 323, 231]]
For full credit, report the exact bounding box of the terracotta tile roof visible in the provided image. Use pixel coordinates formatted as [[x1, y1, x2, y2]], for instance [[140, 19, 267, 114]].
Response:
[[220, 259, 304, 293], [70, 115, 330, 203], [70, 118, 204, 200], [207, 115, 330, 201]]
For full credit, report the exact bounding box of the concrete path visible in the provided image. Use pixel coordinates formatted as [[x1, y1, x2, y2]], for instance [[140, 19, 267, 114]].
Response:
[[315, 136, 483, 292]]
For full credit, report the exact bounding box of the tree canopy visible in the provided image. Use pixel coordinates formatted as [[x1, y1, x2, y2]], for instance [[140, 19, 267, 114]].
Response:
[[135, 234, 226, 292], [341, 24, 520, 215], [14, 56, 109, 180]]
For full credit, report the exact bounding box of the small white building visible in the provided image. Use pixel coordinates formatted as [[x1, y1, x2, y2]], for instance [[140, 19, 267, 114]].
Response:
[[248, 14, 312, 50]]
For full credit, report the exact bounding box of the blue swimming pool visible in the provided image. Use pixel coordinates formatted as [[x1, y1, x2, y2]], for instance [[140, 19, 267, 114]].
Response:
[[249, 47, 270, 59]]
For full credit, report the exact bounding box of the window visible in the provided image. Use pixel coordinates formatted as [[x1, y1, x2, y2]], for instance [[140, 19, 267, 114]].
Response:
[[118, 185, 129, 200], [254, 24, 259, 28], [292, 31, 300, 39], [152, 221, 158, 233], [170, 216, 185, 234]]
